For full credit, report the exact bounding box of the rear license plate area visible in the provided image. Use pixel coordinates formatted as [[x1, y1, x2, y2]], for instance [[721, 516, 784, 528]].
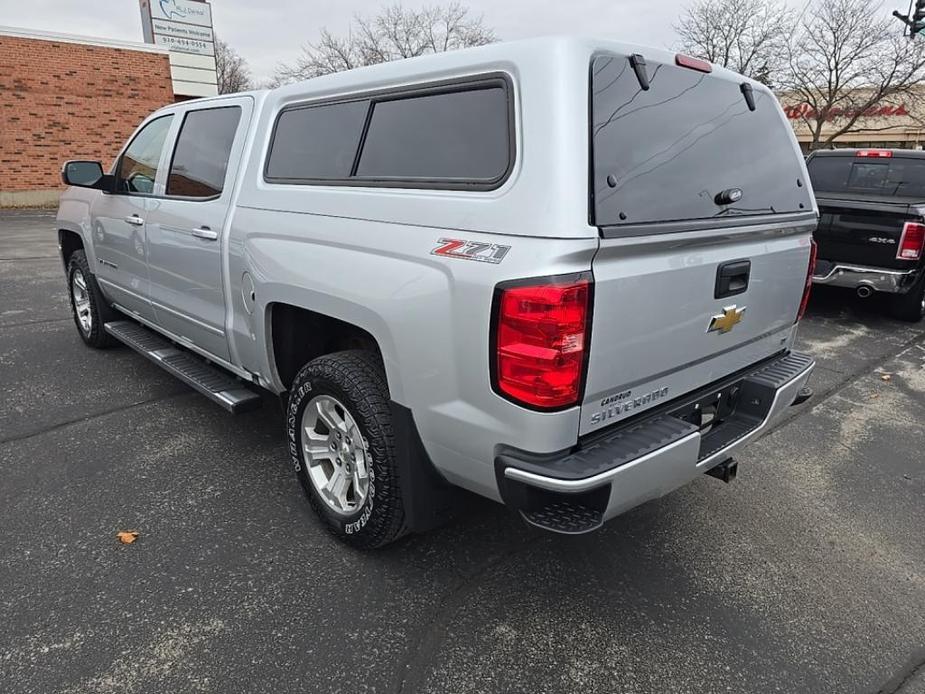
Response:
[[669, 381, 743, 436]]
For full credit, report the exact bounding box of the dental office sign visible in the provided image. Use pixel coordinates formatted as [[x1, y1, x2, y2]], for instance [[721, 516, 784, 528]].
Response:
[[140, 0, 215, 57]]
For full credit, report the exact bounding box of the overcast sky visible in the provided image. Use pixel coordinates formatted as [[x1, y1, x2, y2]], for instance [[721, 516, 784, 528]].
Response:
[[0, 0, 684, 83], [0, 0, 911, 84]]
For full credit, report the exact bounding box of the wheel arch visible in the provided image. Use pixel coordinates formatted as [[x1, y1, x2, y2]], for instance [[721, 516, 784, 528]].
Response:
[[56, 193, 97, 271], [265, 301, 405, 402], [58, 228, 85, 271]]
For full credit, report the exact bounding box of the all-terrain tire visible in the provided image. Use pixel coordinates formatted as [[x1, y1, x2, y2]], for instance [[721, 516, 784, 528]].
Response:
[[888, 272, 925, 323], [67, 249, 118, 347], [286, 350, 408, 549]]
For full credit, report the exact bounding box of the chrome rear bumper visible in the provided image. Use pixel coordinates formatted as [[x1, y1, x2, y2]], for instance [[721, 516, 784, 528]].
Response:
[[496, 352, 815, 533], [812, 263, 919, 294]]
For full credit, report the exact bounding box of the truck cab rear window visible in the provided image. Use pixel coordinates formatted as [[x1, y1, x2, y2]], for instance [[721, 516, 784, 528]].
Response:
[[807, 155, 925, 198], [265, 79, 512, 189], [590, 54, 812, 230]]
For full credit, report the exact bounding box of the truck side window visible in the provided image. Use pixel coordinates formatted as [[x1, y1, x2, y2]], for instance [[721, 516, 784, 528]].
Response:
[[355, 86, 509, 182], [115, 115, 174, 195], [166, 106, 242, 198], [265, 100, 369, 181]]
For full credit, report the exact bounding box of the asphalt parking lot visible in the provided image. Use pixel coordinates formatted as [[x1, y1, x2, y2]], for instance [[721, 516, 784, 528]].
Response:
[[1, 209, 924, 694]]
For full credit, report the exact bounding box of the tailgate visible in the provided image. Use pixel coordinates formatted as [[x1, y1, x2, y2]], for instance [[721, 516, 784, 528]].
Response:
[[580, 224, 813, 435], [582, 52, 815, 436], [816, 196, 918, 270]]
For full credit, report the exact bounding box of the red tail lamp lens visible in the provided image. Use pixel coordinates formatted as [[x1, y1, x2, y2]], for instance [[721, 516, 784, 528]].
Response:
[[897, 221, 925, 260], [494, 275, 592, 410], [797, 240, 817, 322]]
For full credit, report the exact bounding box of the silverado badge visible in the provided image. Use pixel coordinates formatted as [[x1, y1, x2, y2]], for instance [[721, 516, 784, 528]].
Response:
[[708, 305, 746, 334]]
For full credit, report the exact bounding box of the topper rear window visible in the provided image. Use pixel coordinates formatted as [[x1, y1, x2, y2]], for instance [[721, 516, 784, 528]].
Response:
[[590, 54, 812, 232]]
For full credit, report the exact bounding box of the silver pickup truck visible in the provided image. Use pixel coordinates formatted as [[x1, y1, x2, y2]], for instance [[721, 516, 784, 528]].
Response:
[[56, 37, 816, 548]]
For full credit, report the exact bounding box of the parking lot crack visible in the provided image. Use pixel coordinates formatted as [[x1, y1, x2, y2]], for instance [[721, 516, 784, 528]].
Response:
[[1, 317, 71, 329], [766, 331, 925, 437], [0, 392, 191, 446], [875, 647, 925, 693]]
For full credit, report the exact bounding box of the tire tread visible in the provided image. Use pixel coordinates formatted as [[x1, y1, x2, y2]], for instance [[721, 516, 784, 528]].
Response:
[[289, 350, 408, 549], [67, 250, 117, 348]]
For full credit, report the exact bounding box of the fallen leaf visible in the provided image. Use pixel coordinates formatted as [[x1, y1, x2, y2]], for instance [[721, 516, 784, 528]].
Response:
[[880, 374, 892, 382], [116, 531, 139, 545]]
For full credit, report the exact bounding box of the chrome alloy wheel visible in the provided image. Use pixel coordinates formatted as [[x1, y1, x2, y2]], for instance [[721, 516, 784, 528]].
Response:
[[71, 269, 92, 335], [301, 394, 370, 515]]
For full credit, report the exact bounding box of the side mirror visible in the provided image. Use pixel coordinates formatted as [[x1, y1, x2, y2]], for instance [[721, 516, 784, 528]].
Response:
[[61, 160, 106, 189]]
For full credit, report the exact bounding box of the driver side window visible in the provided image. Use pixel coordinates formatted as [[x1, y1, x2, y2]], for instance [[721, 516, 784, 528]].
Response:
[[115, 115, 174, 194]]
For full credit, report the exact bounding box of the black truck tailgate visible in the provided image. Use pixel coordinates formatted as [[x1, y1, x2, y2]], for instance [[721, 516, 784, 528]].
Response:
[[815, 194, 920, 270]]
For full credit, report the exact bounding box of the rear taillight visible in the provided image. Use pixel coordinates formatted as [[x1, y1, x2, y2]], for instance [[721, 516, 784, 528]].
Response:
[[797, 240, 818, 322], [492, 273, 592, 410], [856, 149, 892, 158], [897, 221, 925, 260]]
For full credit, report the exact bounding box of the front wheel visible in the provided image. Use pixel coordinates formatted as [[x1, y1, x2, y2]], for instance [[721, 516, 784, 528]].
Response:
[[286, 350, 407, 549], [67, 250, 117, 347], [888, 273, 925, 323]]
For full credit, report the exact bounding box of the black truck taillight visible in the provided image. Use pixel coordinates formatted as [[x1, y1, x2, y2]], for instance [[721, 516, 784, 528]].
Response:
[[491, 273, 592, 410], [897, 221, 925, 260]]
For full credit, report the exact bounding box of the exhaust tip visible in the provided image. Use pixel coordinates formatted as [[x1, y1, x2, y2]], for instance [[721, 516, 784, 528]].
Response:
[[857, 285, 873, 299]]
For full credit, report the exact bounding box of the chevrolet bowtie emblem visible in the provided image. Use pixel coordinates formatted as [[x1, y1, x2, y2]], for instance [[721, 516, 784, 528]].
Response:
[[708, 305, 746, 334]]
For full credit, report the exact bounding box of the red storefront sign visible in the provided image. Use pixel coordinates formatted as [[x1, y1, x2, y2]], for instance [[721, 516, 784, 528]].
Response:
[[784, 103, 910, 120]]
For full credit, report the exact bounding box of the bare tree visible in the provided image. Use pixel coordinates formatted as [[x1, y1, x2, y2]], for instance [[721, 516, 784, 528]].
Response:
[[784, 0, 925, 149], [214, 37, 252, 94], [675, 0, 793, 84], [272, 2, 496, 84]]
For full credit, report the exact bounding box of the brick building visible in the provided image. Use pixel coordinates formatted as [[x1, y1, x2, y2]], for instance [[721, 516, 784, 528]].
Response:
[[0, 27, 175, 207]]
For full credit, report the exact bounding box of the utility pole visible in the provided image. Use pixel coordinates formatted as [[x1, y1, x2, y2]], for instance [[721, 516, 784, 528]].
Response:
[[894, 1, 925, 38]]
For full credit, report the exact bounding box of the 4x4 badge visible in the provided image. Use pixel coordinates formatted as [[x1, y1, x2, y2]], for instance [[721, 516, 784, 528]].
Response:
[[432, 238, 511, 264], [708, 305, 746, 334]]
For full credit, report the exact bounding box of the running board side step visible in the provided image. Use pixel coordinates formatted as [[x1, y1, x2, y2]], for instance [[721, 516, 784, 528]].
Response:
[[104, 320, 262, 413]]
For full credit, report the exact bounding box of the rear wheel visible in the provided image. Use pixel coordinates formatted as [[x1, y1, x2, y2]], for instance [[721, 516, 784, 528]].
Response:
[[67, 250, 117, 347], [888, 273, 925, 323], [286, 350, 407, 549]]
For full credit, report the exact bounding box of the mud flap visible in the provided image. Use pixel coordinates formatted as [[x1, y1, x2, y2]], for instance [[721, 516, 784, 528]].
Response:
[[389, 402, 468, 533]]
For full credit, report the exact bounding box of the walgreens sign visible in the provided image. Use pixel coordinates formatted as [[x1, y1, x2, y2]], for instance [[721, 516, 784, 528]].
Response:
[[784, 103, 910, 121]]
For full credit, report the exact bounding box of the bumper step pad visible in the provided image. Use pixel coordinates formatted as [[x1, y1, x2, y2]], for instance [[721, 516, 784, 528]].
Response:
[[496, 414, 698, 483], [104, 320, 261, 414], [520, 501, 604, 534], [497, 352, 816, 535]]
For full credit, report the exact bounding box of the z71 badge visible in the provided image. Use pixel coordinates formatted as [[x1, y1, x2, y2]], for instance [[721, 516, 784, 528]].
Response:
[[432, 238, 511, 264]]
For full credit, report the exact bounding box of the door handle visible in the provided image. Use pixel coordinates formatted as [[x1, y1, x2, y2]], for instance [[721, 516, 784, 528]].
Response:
[[124, 215, 144, 226], [191, 226, 219, 241], [715, 260, 751, 299]]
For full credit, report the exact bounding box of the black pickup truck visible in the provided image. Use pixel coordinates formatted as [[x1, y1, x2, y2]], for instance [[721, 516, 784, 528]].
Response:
[[805, 149, 925, 322]]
